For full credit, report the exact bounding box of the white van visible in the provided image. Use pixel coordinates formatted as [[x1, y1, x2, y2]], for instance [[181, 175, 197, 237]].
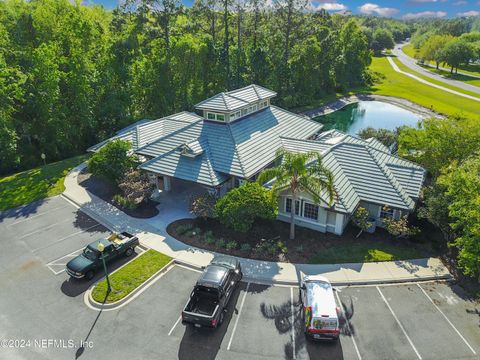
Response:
[[300, 275, 340, 340]]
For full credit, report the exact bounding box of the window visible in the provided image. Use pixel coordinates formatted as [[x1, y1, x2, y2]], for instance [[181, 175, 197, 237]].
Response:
[[235, 111, 241, 117], [252, 104, 257, 111], [242, 109, 247, 116], [380, 207, 394, 219], [263, 100, 268, 107], [230, 112, 236, 121], [207, 112, 225, 121], [303, 202, 319, 220], [285, 198, 300, 215]]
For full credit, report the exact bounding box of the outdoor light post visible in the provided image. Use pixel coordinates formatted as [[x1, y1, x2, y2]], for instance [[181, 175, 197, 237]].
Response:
[[40, 153, 46, 166], [97, 243, 111, 294]]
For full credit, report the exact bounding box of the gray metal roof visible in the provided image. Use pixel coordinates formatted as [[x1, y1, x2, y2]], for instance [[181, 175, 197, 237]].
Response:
[[136, 106, 323, 180], [195, 84, 277, 112], [280, 132, 425, 213]]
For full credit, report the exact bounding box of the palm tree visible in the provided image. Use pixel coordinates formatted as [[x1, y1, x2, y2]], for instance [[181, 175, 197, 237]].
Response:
[[257, 149, 335, 241]]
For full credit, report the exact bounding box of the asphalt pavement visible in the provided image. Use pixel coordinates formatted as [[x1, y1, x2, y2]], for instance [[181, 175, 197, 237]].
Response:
[[0, 197, 479, 360]]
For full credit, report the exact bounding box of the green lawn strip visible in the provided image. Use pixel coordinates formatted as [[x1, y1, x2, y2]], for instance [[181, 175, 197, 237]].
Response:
[[365, 56, 479, 119], [0, 154, 89, 211], [391, 57, 480, 98], [91, 250, 173, 304], [401, 44, 480, 78], [309, 243, 423, 264], [419, 66, 480, 88]]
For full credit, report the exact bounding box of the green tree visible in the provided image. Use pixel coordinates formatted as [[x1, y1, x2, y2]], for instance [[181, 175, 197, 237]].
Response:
[[257, 149, 335, 240], [439, 39, 475, 73], [371, 28, 394, 55], [357, 127, 398, 148], [418, 34, 454, 69], [398, 116, 480, 177], [438, 154, 480, 280], [214, 182, 277, 232], [88, 140, 137, 184]]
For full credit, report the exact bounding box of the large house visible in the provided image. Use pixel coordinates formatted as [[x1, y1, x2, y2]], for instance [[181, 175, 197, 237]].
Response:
[[89, 84, 425, 235]]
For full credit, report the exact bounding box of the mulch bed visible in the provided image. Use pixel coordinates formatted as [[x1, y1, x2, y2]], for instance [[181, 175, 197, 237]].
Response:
[[77, 171, 159, 219], [167, 217, 436, 264]]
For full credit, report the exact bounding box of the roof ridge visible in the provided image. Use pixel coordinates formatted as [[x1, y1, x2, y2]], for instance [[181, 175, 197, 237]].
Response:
[[365, 146, 414, 209], [202, 138, 218, 186], [322, 153, 353, 213], [251, 84, 261, 101], [225, 124, 247, 178], [270, 105, 321, 128]]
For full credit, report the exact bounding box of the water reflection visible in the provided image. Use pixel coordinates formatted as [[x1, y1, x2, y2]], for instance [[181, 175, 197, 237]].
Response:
[[313, 101, 422, 135]]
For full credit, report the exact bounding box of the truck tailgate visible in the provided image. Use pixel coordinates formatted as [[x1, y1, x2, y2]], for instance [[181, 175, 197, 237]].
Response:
[[182, 306, 219, 327]]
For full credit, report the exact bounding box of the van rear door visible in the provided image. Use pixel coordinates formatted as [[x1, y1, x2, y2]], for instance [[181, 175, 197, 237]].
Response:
[[309, 316, 339, 339]]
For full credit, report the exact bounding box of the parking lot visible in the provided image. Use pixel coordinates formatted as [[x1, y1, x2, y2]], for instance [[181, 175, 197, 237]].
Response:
[[0, 197, 479, 360]]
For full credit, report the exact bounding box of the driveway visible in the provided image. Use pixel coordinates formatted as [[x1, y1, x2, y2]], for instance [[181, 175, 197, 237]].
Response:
[[392, 43, 480, 95]]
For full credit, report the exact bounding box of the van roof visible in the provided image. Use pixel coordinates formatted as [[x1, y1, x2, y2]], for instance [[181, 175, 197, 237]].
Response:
[[305, 280, 337, 319]]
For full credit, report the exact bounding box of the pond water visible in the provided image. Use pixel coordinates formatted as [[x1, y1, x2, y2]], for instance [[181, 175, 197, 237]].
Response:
[[313, 101, 422, 135]]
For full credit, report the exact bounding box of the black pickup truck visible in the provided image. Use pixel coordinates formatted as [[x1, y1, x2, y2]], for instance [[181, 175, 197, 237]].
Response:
[[66, 232, 139, 280], [182, 256, 243, 328]]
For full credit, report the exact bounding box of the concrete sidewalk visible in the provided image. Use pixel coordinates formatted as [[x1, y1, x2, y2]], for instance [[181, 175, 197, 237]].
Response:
[[63, 163, 452, 286]]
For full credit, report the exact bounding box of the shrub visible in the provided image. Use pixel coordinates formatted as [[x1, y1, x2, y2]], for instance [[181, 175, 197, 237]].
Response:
[[352, 207, 373, 238], [176, 223, 193, 235], [186, 227, 201, 237], [382, 212, 420, 239], [118, 169, 154, 205], [88, 139, 138, 185], [112, 194, 137, 210], [277, 241, 288, 254], [214, 182, 278, 233], [240, 243, 252, 253], [226, 240, 238, 251], [190, 194, 217, 220], [215, 239, 226, 248], [204, 230, 214, 244]]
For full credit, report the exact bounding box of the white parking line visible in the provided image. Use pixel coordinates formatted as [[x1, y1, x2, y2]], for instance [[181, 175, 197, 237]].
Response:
[[290, 287, 296, 360], [168, 316, 182, 336], [227, 282, 250, 351], [32, 223, 103, 253], [17, 218, 73, 240], [417, 284, 477, 355], [8, 205, 69, 226], [334, 291, 362, 360], [376, 286, 422, 360]]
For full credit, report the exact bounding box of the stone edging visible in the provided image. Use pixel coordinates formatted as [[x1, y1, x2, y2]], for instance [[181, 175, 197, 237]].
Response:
[[301, 94, 442, 119]]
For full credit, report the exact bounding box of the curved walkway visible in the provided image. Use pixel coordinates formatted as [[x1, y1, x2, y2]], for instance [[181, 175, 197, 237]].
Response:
[[63, 163, 452, 286], [392, 43, 480, 96]]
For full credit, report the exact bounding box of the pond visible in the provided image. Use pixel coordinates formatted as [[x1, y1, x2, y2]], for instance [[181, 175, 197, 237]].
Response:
[[313, 101, 422, 135]]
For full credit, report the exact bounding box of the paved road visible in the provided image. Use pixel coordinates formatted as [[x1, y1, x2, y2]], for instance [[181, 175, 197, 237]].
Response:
[[1, 197, 479, 360], [392, 43, 480, 95]]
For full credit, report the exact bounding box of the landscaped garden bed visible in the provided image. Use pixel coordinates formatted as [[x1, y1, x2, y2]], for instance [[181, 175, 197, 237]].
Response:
[[167, 218, 438, 264], [78, 170, 159, 218], [91, 250, 172, 303]]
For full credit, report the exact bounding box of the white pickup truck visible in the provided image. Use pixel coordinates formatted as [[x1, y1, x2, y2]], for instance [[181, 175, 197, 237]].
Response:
[[300, 275, 340, 341]]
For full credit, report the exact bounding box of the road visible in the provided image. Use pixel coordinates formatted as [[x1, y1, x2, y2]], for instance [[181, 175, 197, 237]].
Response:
[[1, 197, 479, 360], [392, 43, 480, 96]]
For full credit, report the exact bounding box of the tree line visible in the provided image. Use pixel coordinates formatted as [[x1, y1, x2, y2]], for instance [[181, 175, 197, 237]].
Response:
[[410, 17, 480, 73], [0, 0, 376, 175]]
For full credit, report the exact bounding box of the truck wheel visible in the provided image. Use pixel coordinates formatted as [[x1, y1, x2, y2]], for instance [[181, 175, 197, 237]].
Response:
[[85, 270, 95, 280], [125, 248, 134, 257]]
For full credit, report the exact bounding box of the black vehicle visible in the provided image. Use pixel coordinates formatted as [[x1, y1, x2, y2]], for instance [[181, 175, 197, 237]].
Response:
[[66, 232, 139, 280], [182, 256, 243, 328]]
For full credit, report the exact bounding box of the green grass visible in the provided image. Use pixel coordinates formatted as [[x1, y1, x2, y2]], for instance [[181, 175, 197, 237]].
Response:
[[363, 56, 480, 119], [402, 43, 480, 79], [391, 57, 480, 98], [92, 250, 172, 304], [0, 155, 89, 211], [309, 243, 424, 264], [420, 66, 480, 87]]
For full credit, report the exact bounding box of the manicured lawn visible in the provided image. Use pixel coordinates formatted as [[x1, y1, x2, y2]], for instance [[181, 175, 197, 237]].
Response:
[[309, 243, 424, 264], [402, 43, 417, 58], [421, 66, 480, 88], [391, 57, 480, 98], [364, 56, 480, 119], [0, 155, 89, 211], [92, 250, 172, 303]]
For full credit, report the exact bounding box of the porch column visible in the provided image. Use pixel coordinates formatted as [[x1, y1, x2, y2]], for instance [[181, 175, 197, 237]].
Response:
[[164, 175, 171, 192]]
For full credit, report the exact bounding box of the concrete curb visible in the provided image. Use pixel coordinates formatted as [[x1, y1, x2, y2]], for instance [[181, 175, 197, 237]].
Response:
[[85, 257, 176, 312]]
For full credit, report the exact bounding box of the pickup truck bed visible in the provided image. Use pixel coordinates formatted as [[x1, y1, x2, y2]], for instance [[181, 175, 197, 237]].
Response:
[[186, 292, 219, 316]]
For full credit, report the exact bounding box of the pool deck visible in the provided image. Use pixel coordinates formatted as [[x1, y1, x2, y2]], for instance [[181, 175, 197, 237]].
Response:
[[302, 94, 442, 119]]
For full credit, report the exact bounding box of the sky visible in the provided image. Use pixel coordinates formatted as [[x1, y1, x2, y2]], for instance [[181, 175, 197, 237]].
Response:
[[90, 0, 480, 19]]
